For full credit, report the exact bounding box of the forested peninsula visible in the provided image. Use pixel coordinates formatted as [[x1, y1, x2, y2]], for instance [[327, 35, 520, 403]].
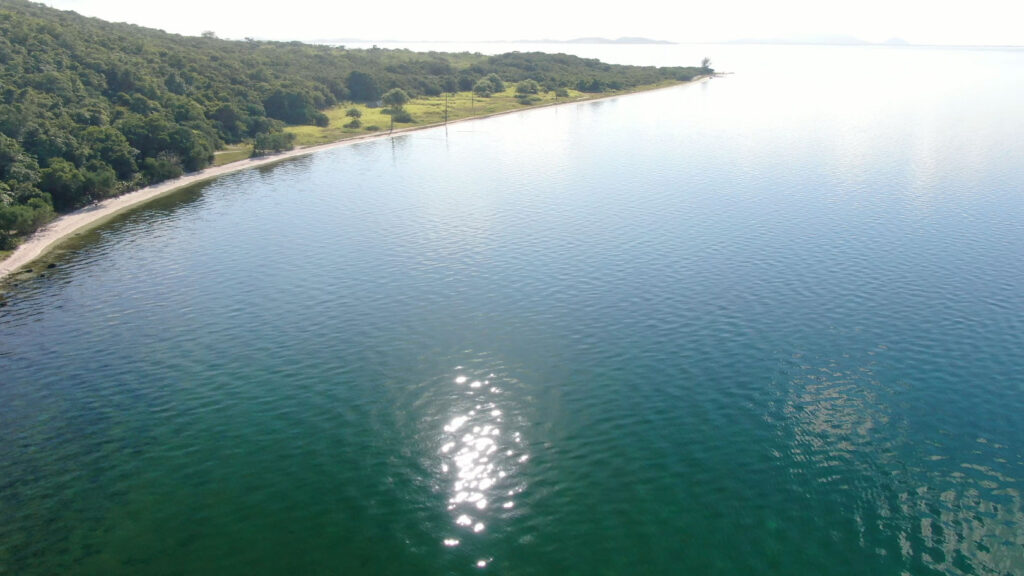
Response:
[[0, 0, 708, 253]]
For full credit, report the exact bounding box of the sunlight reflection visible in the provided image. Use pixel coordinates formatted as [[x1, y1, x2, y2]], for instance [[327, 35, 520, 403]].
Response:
[[776, 349, 1024, 574], [439, 367, 528, 557]]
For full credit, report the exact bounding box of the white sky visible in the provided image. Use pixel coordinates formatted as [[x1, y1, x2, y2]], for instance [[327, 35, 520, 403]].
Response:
[[39, 0, 1024, 46]]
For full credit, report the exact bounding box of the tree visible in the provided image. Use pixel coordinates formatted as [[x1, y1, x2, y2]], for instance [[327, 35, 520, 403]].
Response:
[[381, 88, 409, 111], [81, 161, 118, 198], [701, 57, 713, 72], [252, 132, 296, 156], [211, 104, 246, 142], [166, 126, 214, 172], [80, 126, 138, 179], [484, 73, 505, 93], [38, 158, 85, 211], [472, 79, 490, 97], [0, 0, 706, 243], [263, 89, 321, 125], [457, 74, 476, 92], [0, 134, 40, 186], [515, 79, 540, 95], [346, 71, 380, 102], [140, 153, 183, 183], [473, 73, 506, 97], [576, 78, 606, 93], [0, 196, 53, 248], [382, 88, 411, 133], [0, 204, 30, 249]]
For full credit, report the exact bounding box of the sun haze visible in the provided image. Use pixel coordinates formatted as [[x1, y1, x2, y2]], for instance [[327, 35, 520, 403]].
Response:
[[38, 0, 1024, 46]]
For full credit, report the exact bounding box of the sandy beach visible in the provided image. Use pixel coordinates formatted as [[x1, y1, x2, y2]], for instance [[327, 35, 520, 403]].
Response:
[[0, 127, 421, 281], [0, 79, 706, 282]]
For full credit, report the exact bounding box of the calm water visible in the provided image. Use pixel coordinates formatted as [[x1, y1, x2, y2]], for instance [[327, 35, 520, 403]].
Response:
[[2, 45, 1023, 575]]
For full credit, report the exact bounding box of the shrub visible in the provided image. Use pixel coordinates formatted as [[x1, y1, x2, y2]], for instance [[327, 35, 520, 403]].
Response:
[[576, 78, 606, 93], [473, 79, 493, 97], [345, 107, 362, 118], [473, 73, 506, 97], [344, 118, 362, 129], [516, 79, 540, 95], [457, 75, 476, 92], [484, 73, 504, 93], [390, 110, 413, 123], [252, 131, 296, 156], [141, 154, 183, 184]]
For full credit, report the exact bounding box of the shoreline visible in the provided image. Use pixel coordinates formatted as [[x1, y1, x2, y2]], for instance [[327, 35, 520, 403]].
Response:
[[0, 78, 707, 282]]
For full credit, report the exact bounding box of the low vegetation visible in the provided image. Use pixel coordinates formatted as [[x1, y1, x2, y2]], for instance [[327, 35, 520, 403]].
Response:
[[285, 82, 677, 147]]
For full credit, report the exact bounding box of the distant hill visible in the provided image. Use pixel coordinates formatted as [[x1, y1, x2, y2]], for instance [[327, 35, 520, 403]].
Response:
[[562, 37, 675, 45], [727, 34, 870, 46], [727, 34, 919, 47], [314, 37, 676, 47]]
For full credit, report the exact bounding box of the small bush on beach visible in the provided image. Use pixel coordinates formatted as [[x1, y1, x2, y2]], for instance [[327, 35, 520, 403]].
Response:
[[252, 131, 297, 156], [389, 110, 413, 123]]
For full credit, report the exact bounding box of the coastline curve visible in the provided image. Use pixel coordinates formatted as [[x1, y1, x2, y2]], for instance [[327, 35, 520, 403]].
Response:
[[0, 79, 707, 282]]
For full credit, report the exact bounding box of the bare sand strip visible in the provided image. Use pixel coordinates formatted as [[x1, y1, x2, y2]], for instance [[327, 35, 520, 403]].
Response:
[[0, 130, 412, 280], [0, 79, 708, 282]]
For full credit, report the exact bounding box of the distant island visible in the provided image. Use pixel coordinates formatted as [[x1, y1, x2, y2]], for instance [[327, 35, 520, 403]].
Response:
[[526, 37, 675, 45], [727, 34, 912, 46], [316, 37, 676, 46], [0, 0, 708, 269]]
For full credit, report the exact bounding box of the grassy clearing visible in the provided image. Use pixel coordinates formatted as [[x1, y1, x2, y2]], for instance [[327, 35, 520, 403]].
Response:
[[213, 144, 253, 166], [285, 82, 682, 148]]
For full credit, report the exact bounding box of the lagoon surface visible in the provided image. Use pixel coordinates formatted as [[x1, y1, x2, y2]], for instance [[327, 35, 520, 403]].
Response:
[[2, 45, 1023, 575]]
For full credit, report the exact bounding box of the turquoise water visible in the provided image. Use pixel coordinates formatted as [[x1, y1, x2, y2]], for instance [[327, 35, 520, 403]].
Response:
[[2, 45, 1023, 575]]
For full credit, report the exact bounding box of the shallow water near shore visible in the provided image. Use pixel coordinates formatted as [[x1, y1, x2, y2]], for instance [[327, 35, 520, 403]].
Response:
[[2, 44, 1024, 575]]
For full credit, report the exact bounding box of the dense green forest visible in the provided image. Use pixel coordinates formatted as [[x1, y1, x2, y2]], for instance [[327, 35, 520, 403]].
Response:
[[0, 0, 707, 249]]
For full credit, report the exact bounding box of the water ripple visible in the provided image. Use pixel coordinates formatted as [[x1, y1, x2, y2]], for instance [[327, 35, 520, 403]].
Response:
[[2, 45, 1024, 575]]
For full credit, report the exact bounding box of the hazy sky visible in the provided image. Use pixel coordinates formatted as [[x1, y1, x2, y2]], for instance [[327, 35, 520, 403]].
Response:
[[39, 0, 1023, 46]]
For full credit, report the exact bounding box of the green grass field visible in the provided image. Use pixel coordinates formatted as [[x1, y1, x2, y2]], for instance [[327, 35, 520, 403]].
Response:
[[285, 82, 680, 147], [213, 144, 253, 166]]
